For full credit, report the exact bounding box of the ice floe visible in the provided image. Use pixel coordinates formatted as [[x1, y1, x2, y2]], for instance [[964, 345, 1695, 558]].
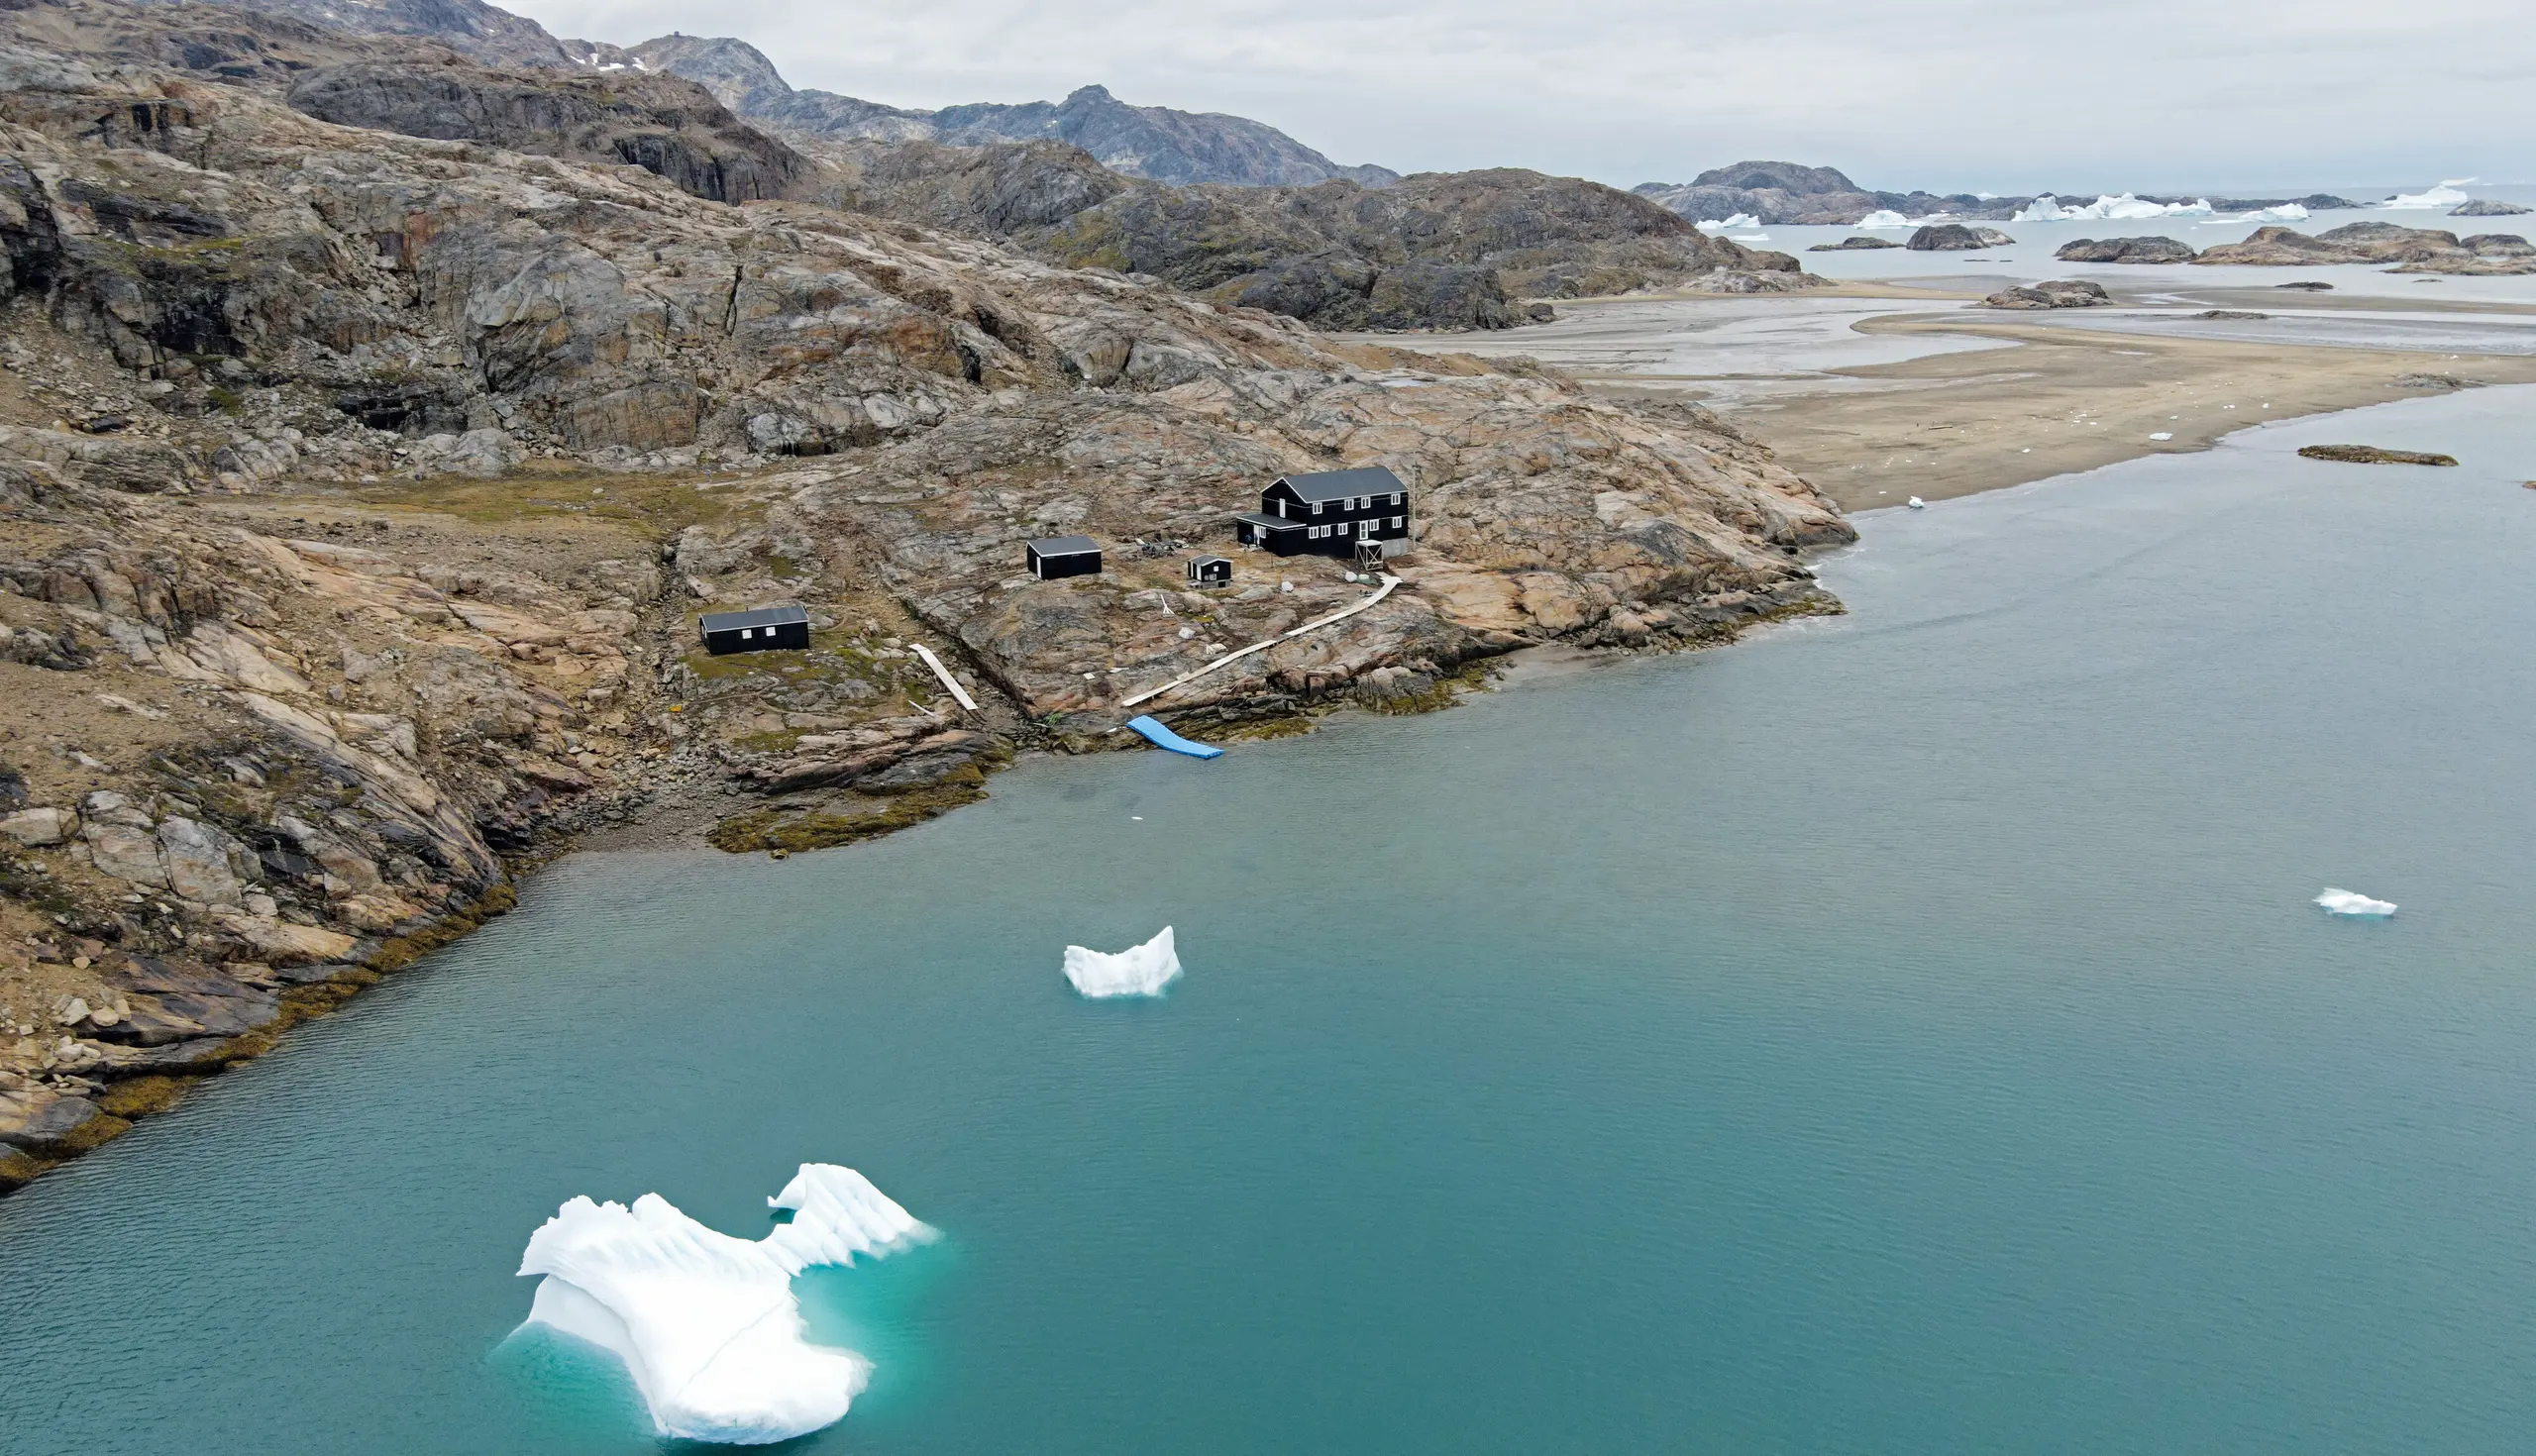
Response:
[[1855, 210, 1913, 229], [516, 1164, 933, 1445], [2016, 193, 2214, 222], [2383, 179, 2475, 210], [2314, 887, 2397, 917], [1063, 926, 1184, 997]]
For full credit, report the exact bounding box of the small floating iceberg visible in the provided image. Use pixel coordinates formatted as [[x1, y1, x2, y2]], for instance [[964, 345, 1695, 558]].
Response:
[[1696, 212, 1759, 231], [2314, 887, 2397, 917], [2017, 192, 2213, 222], [515, 1164, 933, 1446], [1064, 926, 1183, 997], [1855, 209, 1912, 229]]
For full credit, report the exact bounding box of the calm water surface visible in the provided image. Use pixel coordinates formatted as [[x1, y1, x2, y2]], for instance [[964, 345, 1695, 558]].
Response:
[[5, 389, 2535, 1454]]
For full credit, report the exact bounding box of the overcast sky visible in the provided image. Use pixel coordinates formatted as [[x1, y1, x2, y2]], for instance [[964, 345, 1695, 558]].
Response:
[[507, 0, 2532, 193]]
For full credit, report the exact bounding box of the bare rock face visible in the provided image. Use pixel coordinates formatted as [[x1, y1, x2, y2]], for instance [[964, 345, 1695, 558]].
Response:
[[1807, 236, 1902, 252], [2449, 199, 2533, 217], [2056, 236, 2197, 263], [285, 61, 809, 204], [1983, 279, 2112, 310]]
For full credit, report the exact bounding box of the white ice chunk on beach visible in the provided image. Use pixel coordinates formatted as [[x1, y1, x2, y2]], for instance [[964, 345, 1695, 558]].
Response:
[[2314, 887, 2397, 917], [1063, 926, 1183, 997], [515, 1164, 933, 1446]]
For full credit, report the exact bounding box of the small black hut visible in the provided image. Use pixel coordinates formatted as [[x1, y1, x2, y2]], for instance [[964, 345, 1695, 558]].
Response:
[[1187, 555, 1232, 587], [1026, 535, 1103, 579], [698, 604, 810, 656]]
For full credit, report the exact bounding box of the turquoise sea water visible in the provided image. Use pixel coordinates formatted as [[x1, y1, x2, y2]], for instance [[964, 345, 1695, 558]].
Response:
[[5, 388, 2536, 1454]]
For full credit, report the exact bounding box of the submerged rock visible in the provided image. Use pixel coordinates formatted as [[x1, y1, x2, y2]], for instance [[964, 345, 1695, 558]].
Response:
[[1984, 280, 2112, 309], [2296, 445, 2460, 467]]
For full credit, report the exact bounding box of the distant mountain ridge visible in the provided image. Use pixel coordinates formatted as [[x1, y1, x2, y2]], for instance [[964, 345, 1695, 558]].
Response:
[[578, 34, 1400, 189]]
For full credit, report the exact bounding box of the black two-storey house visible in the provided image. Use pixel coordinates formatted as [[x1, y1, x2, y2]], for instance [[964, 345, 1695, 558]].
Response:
[[1234, 466, 1410, 559]]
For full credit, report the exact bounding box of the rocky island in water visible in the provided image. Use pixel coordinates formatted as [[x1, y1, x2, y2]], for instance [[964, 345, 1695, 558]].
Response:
[[0, 0, 1850, 1185]]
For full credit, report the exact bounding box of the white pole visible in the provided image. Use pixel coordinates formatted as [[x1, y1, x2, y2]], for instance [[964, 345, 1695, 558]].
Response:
[[910, 643, 981, 713]]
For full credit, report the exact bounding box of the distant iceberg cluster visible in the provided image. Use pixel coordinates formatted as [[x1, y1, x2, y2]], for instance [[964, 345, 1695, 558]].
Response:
[[2204, 202, 2309, 225], [2015, 193, 2214, 223], [2383, 179, 2475, 210], [2314, 887, 2397, 917], [1064, 926, 1184, 997], [516, 1165, 934, 1445]]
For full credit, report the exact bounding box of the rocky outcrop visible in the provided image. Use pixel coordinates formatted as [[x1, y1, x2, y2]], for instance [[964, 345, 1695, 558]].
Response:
[[285, 61, 809, 204], [1807, 236, 1901, 252], [2449, 199, 2532, 217], [1983, 280, 2111, 309], [2196, 223, 2536, 272], [2056, 236, 2197, 263], [1907, 224, 2010, 251], [1635, 162, 1995, 226]]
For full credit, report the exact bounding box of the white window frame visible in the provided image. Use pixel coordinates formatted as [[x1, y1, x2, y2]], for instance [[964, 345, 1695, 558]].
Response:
[[1312, 500, 1323, 515]]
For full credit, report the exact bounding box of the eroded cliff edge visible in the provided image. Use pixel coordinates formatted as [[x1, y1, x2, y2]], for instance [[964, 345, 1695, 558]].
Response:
[[0, 5, 1851, 1188]]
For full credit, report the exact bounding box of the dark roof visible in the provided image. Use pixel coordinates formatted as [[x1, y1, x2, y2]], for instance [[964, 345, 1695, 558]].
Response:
[[1234, 511, 1305, 532], [1269, 466, 1407, 503], [698, 604, 809, 633], [1026, 535, 1100, 556]]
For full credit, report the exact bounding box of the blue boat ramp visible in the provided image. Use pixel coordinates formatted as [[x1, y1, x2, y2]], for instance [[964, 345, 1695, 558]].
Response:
[[1124, 715, 1224, 759]]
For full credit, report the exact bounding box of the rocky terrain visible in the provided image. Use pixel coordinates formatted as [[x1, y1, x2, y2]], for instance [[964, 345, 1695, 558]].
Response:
[[0, 0, 1853, 1188], [2057, 237, 2197, 263], [2196, 223, 2536, 273], [2450, 199, 2532, 217], [1806, 236, 1900, 252]]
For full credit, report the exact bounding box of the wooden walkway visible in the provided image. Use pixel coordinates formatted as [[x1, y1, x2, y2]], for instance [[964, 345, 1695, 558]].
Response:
[[1119, 574, 1400, 710], [910, 643, 980, 712]]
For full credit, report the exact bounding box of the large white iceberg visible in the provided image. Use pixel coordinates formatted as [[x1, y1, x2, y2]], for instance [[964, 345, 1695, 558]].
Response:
[[1854, 209, 1912, 229], [1695, 212, 1758, 231], [2017, 193, 2213, 222], [1063, 925, 1183, 997], [2383, 179, 2475, 210], [2314, 887, 2397, 917], [2205, 202, 2309, 225], [516, 1164, 933, 1446]]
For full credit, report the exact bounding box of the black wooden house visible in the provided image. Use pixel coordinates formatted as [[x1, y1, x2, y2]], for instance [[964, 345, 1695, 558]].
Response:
[[1026, 535, 1103, 579], [698, 604, 810, 656], [1234, 466, 1410, 558], [1187, 555, 1232, 587]]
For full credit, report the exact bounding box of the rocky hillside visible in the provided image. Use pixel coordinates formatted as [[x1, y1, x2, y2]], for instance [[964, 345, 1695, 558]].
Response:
[[0, 0, 1852, 1188], [792, 138, 1820, 329], [612, 34, 1399, 190], [138, 0, 574, 66]]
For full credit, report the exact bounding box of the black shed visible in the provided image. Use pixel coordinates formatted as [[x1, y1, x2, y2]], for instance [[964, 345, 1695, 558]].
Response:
[[698, 604, 811, 656], [1026, 535, 1103, 579], [1188, 555, 1232, 587]]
